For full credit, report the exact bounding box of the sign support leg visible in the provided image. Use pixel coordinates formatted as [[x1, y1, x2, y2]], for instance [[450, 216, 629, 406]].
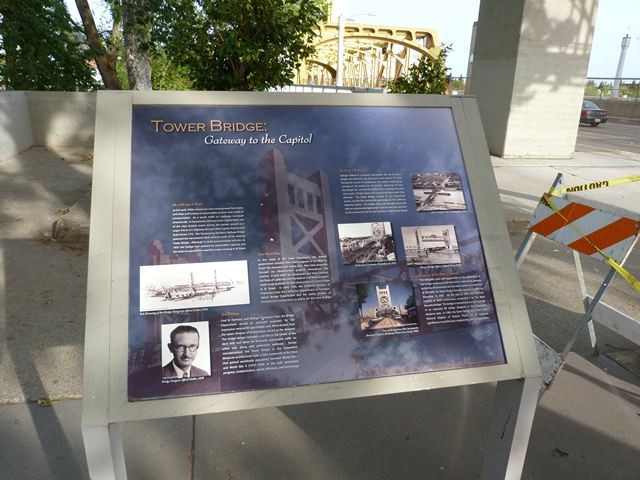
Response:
[[481, 377, 539, 480], [82, 424, 127, 480]]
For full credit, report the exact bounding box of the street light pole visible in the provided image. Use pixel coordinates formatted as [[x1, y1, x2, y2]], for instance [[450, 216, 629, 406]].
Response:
[[612, 34, 631, 97], [336, 14, 345, 86]]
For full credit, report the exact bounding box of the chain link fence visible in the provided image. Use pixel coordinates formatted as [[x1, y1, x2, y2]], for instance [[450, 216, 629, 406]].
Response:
[[450, 76, 640, 124], [584, 77, 640, 124]]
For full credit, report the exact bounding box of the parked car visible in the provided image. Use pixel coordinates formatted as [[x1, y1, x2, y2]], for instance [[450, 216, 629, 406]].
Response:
[[580, 100, 608, 127]]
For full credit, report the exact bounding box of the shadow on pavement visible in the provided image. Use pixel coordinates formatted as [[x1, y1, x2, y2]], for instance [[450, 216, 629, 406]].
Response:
[[0, 400, 88, 479], [187, 355, 640, 480], [0, 146, 92, 479]]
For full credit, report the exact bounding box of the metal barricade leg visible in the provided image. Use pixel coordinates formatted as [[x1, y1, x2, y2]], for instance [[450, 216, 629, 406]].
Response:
[[561, 266, 617, 359], [515, 230, 537, 271], [573, 250, 599, 353], [515, 172, 563, 271]]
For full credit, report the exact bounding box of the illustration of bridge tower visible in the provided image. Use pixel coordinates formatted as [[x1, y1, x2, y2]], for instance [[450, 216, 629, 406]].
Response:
[[260, 149, 338, 280]]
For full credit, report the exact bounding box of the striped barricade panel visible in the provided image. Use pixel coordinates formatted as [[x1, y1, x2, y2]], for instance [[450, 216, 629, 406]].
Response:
[[527, 193, 640, 265]]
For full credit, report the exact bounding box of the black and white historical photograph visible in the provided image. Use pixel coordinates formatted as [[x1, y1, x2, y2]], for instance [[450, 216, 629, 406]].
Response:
[[139, 260, 250, 312], [401, 225, 461, 266], [337, 221, 396, 265], [354, 281, 418, 331], [412, 172, 466, 211], [161, 321, 211, 379]]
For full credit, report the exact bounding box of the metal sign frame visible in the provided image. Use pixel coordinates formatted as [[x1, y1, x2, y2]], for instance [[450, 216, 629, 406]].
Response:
[[82, 91, 541, 479]]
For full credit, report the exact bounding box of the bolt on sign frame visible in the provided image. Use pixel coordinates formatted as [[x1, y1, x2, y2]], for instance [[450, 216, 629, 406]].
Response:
[[82, 91, 541, 480]]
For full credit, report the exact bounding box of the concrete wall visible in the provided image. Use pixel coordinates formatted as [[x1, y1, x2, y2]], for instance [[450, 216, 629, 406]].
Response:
[[471, 0, 599, 158], [0, 91, 97, 161], [26, 92, 96, 148], [0, 92, 34, 161]]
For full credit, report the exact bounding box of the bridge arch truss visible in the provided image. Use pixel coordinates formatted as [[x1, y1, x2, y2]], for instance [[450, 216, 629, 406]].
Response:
[[298, 23, 441, 88]]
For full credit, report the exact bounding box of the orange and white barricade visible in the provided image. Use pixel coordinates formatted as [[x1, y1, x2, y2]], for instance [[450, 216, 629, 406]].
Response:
[[515, 172, 640, 393]]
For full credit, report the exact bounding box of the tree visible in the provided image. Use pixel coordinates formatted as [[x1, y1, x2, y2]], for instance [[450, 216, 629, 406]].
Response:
[[122, 0, 151, 89], [150, 47, 192, 90], [155, 0, 327, 91], [74, 0, 122, 89], [72, 0, 194, 90], [386, 45, 452, 94], [450, 76, 465, 92], [405, 293, 415, 311], [356, 284, 369, 318], [597, 81, 611, 97], [0, 0, 99, 90], [584, 79, 598, 97]]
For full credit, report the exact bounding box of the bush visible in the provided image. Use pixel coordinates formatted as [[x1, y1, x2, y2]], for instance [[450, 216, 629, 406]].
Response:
[[386, 44, 451, 94]]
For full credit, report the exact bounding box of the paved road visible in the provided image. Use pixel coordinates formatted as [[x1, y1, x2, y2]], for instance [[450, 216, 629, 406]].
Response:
[[576, 121, 640, 157]]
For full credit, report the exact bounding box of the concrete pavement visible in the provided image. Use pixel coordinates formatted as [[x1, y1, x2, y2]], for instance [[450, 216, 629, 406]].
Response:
[[0, 142, 639, 479]]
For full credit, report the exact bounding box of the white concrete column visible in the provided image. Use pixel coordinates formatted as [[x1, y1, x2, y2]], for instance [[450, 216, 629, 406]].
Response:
[[470, 0, 599, 158]]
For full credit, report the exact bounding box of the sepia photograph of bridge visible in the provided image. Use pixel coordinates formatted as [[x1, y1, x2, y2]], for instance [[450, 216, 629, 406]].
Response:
[[337, 221, 396, 265], [139, 260, 250, 312], [412, 172, 466, 212], [401, 225, 461, 266]]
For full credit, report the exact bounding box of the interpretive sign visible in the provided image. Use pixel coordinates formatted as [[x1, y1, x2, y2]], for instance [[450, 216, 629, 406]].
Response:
[[83, 91, 540, 480], [127, 103, 506, 400]]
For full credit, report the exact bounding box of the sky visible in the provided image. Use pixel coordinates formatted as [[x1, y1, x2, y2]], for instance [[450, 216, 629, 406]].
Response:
[[66, 0, 640, 78], [342, 0, 640, 78]]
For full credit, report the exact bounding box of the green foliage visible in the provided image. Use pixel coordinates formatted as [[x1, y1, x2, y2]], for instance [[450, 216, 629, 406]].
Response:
[[619, 82, 639, 99], [584, 80, 639, 99], [386, 45, 451, 94], [151, 48, 193, 90], [584, 80, 599, 97], [356, 284, 369, 316], [112, 38, 130, 89], [113, 42, 192, 90], [0, 0, 326, 91], [153, 0, 327, 91], [405, 294, 415, 310], [598, 81, 611, 96], [450, 76, 465, 92], [0, 0, 99, 90]]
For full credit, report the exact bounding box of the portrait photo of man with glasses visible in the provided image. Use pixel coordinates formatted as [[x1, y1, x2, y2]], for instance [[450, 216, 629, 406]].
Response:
[[161, 323, 210, 379]]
